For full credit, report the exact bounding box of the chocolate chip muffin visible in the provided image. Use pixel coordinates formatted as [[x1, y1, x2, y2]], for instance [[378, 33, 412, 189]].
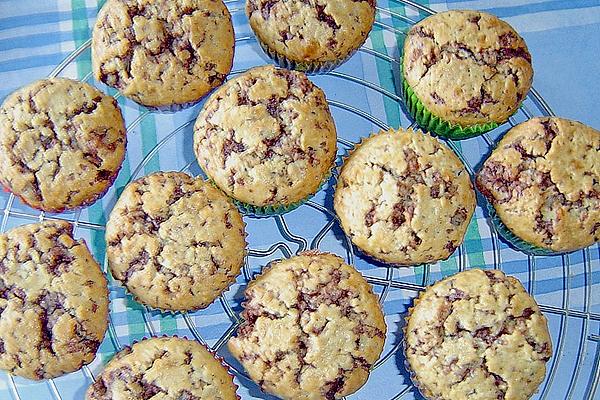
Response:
[[477, 117, 600, 254], [0, 221, 109, 380], [106, 171, 246, 311], [228, 251, 386, 400], [92, 0, 234, 108], [86, 337, 239, 399], [0, 78, 126, 212], [246, 0, 376, 73], [194, 65, 337, 214], [402, 10, 533, 139], [334, 128, 475, 266], [405, 269, 552, 400]]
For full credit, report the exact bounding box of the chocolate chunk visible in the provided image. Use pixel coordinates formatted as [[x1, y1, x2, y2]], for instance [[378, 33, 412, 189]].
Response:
[[447, 288, 466, 301], [140, 381, 163, 398], [451, 207, 468, 226], [499, 32, 517, 47], [445, 241, 457, 253], [474, 327, 494, 345], [261, 0, 278, 19], [124, 250, 150, 280], [431, 91, 445, 105], [323, 375, 345, 400], [365, 206, 376, 227], [222, 137, 246, 158], [521, 308, 534, 318], [177, 390, 200, 400], [315, 4, 340, 30], [469, 15, 481, 26], [413, 26, 434, 39], [390, 203, 406, 228]]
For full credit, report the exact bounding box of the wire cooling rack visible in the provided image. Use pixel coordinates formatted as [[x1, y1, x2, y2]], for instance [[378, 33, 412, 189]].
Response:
[[0, 0, 599, 399]]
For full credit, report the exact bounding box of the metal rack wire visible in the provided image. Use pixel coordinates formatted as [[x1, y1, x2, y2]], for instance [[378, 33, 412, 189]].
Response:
[[0, 0, 598, 399]]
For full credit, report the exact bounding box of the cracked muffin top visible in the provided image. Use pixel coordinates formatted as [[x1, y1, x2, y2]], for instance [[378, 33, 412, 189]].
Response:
[[194, 65, 337, 208], [246, 0, 375, 64], [228, 251, 386, 400], [334, 129, 475, 266], [0, 78, 126, 212], [86, 337, 239, 400], [405, 269, 552, 400], [402, 10, 533, 127], [477, 117, 600, 252], [106, 171, 246, 311], [0, 221, 109, 380], [92, 0, 234, 107]]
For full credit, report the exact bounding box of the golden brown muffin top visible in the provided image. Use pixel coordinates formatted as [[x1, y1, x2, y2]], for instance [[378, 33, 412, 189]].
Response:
[[246, 0, 375, 63], [405, 269, 552, 400], [228, 251, 386, 400], [0, 221, 108, 380], [334, 129, 475, 265], [477, 117, 600, 252], [92, 0, 234, 107], [194, 65, 337, 208], [403, 10, 533, 127], [87, 337, 239, 400], [106, 171, 246, 311], [0, 78, 126, 212]]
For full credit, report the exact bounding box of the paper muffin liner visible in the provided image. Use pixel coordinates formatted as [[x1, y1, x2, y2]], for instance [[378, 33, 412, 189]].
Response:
[[256, 36, 357, 74], [402, 286, 436, 400], [484, 201, 569, 257], [212, 159, 335, 218], [143, 98, 204, 113], [97, 335, 241, 400], [401, 78, 498, 140], [333, 128, 470, 267]]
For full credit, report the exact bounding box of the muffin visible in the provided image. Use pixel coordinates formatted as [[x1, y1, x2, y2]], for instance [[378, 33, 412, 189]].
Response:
[[106, 171, 246, 311], [0, 78, 126, 212], [477, 117, 600, 254], [86, 337, 239, 399], [402, 10, 533, 139], [246, 0, 376, 73], [92, 0, 234, 108], [334, 128, 475, 266], [0, 221, 109, 380], [228, 251, 386, 400], [405, 269, 552, 400], [194, 65, 337, 215]]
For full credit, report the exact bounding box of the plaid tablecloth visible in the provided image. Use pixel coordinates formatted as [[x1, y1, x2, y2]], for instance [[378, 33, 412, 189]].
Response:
[[0, 0, 599, 399]]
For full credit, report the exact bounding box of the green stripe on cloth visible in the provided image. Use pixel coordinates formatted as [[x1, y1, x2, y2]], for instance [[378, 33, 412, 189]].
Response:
[[140, 112, 161, 175], [159, 313, 179, 334], [448, 140, 486, 271], [369, 8, 403, 129]]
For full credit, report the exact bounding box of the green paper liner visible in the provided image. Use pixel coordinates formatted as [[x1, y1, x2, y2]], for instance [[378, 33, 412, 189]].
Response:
[[229, 167, 333, 217], [256, 35, 355, 74], [485, 201, 569, 256], [402, 78, 498, 140]]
